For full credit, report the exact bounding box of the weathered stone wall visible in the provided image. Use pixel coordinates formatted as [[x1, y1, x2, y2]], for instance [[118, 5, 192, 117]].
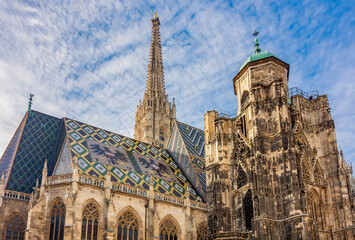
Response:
[[206, 56, 355, 239]]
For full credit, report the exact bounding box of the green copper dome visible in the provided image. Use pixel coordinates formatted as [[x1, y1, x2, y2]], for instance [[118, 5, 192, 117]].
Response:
[[238, 51, 281, 72]]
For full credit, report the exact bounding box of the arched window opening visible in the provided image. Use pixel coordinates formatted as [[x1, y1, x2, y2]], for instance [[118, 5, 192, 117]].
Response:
[[241, 115, 247, 137], [159, 128, 164, 142], [117, 210, 139, 240], [237, 165, 247, 189], [302, 160, 311, 181], [314, 163, 323, 184], [308, 190, 323, 227], [241, 91, 249, 108], [5, 214, 25, 240], [81, 202, 99, 240], [49, 200, 66, 240], [197, 222, 208, 240], [244, 190, 254, 231], [160, 218, 178, 240]]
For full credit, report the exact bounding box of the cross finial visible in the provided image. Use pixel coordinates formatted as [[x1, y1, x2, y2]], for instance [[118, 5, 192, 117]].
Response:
[[253, 30, 261, 54], [28, 94, 34, 112]]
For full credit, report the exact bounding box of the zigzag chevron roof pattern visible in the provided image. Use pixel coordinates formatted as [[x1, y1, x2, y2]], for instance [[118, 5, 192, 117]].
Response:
[[166, 121, 206, 202], [176, 122, 205, 158]]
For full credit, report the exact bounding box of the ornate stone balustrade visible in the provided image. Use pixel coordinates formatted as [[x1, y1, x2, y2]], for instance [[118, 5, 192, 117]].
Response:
[[47, 174, 72, 185], [4, 190, 31, 201], [44, 173, 207, 210], [153, 192, 185, 206], [112, 182, 148, 197], [79, 175, 105, 187], [190, 200, 208, 210]]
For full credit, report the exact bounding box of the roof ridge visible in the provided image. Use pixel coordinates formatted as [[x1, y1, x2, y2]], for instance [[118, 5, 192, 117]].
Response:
[[176, 121, 204, 133]]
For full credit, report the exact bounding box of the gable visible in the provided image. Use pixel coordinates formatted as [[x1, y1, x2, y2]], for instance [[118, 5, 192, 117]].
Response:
[[0, 113, 27, 186], [166, 122, 206, 202], [4, 111, 63, 193]]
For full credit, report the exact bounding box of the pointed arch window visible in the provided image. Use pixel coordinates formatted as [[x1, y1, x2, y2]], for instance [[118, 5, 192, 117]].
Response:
[[241, 91, 249, 107], [49, 200, 66, 240], [159, 128, 164, 142], [117, 210, 139, 240], [5, 214, 25, 240], [237, 165, 247, 189], [308, 190, 323, 226], [197, 222, 208, 240], [244, 190, 254, 231], [301, 160, 311, 181], [160, 218, 178, 240], [81, 202, 99, 240]]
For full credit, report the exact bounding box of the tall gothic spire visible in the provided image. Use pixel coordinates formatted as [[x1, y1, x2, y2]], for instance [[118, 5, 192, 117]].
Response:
[[134, 11, 176, 148], [145, 11, 166, 96]]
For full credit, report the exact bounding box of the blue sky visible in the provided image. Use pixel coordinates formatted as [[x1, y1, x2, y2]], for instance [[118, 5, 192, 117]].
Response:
[[0, 0, 354, 165]]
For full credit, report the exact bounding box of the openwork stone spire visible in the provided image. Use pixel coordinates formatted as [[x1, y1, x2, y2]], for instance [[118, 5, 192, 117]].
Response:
[[145, 11, 166, 96], [134, 12, 176, 148]]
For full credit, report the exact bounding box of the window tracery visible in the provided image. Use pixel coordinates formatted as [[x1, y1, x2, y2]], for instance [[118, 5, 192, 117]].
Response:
[[237, 165, 247, 189], [49, 200, 66, 240], [81, 202, 99, 240], [5, 214, 25, 240], [117, 210, 139, 240], [160, 218, 178, 240], [314, 164, 323, 184], [197, 222, 207, 240], [302, 160, 311, 181]]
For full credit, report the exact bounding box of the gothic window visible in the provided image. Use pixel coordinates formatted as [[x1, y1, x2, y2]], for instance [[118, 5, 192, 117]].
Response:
[[241, 115, 247, 137], [241, 91, 249, 106], [4, 214, 25, 240], [81, 202, 99, 240], [308, 190, 323, 226], [237, 165, 247, 189], [117, 210, 139, 240], [159, 128, 164, 142], [314, 163, 323, 184], [197, 222, 208, 240], [49, 200, 66, 240], [301, 160, 311, 181], [244, 190, 254, 231], [160, 218, 178, 240]]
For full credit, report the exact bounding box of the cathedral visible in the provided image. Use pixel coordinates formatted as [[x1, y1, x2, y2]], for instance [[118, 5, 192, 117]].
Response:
[[0, 12, 354, 240]]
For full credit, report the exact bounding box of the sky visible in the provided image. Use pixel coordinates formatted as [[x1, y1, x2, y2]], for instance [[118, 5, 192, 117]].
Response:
[[0, 1, 354, 165]]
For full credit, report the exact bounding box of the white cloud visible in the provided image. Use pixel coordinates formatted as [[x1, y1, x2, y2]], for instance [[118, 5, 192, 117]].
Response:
[[0, 0, 354, 167]]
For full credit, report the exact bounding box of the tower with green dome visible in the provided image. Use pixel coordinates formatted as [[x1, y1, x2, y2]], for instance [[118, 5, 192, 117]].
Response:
[[205, 33, 354, 239]]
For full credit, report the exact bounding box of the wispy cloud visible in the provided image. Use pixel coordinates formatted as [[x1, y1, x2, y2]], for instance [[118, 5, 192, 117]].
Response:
[[0, 0, 354, 165]]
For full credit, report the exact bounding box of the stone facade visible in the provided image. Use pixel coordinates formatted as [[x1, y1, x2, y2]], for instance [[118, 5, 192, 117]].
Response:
[[0, 159, 208, 240], [134, 13, 176, 148], [205, 56, 355, 239]]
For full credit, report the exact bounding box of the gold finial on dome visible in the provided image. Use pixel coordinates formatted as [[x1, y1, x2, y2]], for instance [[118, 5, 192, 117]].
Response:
[[154, 10, 158, 18]]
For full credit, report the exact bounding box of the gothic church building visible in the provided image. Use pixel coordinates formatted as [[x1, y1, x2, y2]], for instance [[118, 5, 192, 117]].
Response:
[[0, 12, 354, 240]]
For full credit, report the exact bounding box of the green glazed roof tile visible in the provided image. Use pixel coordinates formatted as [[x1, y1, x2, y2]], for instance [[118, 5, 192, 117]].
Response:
[[239, 51, 281, 72]]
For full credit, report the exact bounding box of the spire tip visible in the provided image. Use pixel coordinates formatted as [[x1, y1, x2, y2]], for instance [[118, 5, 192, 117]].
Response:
[[154, 10, 158, 18]]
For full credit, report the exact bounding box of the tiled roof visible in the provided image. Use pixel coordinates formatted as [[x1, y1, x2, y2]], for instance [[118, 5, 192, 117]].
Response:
[[166, 121, 206, 202], [0, 110, 203, 201], [0, 111, 63, 193], [61, 118, 200, 200], [239, 51, 282, 72], [176, 122, 205, 158]]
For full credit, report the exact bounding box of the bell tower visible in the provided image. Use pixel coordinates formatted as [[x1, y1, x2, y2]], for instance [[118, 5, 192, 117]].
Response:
[[134, 11, 176, 148]]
